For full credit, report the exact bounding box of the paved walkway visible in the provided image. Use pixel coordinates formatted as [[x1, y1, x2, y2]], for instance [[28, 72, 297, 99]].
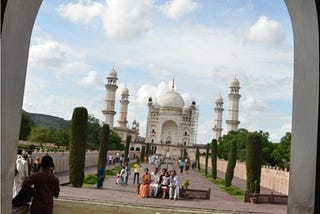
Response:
[[56, 162, 287, 214]]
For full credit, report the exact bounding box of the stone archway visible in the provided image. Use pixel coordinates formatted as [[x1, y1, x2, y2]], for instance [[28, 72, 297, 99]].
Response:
[[1, 1, 320, 213], [161, 120, 178, 145]]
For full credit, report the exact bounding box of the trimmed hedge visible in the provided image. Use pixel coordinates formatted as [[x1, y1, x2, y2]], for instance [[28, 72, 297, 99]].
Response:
[[69, 107, 88, 187]]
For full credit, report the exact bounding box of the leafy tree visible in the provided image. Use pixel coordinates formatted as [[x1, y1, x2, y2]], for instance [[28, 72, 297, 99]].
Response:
[[98, 124, 109, 169], [69, 107, 88, 187], [246, 132, 262, 194], [271, 132, 291, 169], [108, 130, 123, 150], [205, 143, 209, 175], [19, 111, 32, 140], [29, 127, 54, 143], [87, 115, 102, 150], [225, 139, 238, 187], [211, 139, 217, 179], [53, 126, 69, 147]]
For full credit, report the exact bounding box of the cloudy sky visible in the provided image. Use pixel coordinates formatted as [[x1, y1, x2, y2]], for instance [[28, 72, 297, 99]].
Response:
[[23, 0, 293, 144]]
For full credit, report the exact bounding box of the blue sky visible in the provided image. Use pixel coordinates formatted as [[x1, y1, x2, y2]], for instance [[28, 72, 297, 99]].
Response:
[[23, 0, 293, 144]]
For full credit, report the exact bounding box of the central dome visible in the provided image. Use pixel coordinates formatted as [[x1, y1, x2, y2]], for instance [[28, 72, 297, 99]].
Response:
[[158, 91, 185, 108]]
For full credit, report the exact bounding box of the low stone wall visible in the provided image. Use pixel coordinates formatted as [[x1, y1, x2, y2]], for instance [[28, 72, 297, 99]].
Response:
[[199, 156, 289, 195], [31, 151, 99, 173]]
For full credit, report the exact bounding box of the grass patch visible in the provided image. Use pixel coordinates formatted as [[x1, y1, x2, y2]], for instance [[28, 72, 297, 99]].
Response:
[[84, 174, 97, 184], [197, 169, 244, 201]]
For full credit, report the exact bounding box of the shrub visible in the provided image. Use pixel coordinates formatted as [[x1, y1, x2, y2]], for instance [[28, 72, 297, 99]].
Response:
[[84, 174, 97, 184], [246, 132, 262, 193], [98, 124, 109, 169], [211, 139, 217, 179], [69, 107, 88, 187], [225, 139, 237, 187], [205, 143, 209, 175]]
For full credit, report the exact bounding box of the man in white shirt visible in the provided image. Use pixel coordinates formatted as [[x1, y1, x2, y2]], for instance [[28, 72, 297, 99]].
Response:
[[13, 154, 28, 198]]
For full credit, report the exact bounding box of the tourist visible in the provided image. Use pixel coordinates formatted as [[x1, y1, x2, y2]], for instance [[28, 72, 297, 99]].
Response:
[[108, 154, 113, 165], [13, 153, 28, 198], [124, 162, 131, 185], [185, 159, 190, 174], [120, 166, 127, 186], [33, 156, 41, 173], [115, 170, 121, 184], [133, 161, 141, 184], [161, 171, 170, 199], [178, 159, 184, 173], [137, 168, 151, 198], [169, 170, 179, 200], [97, 165, 105, 189], [149, 167, 160, 197], [22, 155, 60, 214]]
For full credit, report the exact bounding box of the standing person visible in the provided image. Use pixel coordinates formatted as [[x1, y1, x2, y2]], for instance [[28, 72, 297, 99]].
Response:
[[33, 156, 41, 173], [133, 161, 141, 184], [137, 168, 151, 198], [97, 165, 105, 189], [120, 166, 127, 186], [13, 153, 29, 198], [124, 162, 131, 185], [169, 170, 179, 200], [178, 159, 184, 173], [185, 159, 190, 174], [22, 155, 60, 214]]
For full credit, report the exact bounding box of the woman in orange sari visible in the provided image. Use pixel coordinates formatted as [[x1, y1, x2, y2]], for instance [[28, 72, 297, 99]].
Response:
[[138, 168, 151, 198]]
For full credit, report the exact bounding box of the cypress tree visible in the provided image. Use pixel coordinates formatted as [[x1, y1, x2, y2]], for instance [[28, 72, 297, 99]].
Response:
[[124, 135, 131, 163], [69, 107, 88, 187], [196, 146, 200, 170], [97, 124, 109, 170], [225, 139, 238, 187], [140, 146, 146, 163], [246, 132, 262, 193], [211, 139, 217, 179], [205, 143, 209, 175]]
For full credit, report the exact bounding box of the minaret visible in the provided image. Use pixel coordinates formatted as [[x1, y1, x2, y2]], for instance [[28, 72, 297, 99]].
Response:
[[212, 94, 224, 140], [102, 67, 118, 127], [226, 77, 241, 133], [118, 86, 129, 128]]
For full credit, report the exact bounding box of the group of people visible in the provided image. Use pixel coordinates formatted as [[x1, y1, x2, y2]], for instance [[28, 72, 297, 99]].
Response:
[[13, 150, 60, 214], [115, 162, 131, 186], [137, 167, 180, 200]]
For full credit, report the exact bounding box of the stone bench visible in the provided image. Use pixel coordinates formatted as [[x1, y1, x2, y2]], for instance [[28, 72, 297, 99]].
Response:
[[180, 187, 211, 200]]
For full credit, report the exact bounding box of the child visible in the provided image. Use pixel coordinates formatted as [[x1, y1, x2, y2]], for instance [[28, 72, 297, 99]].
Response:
[[115, 170, 121, 184]]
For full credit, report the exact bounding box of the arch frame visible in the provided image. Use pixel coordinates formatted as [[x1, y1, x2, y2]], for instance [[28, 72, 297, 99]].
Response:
[[1, 0, 320, 213]]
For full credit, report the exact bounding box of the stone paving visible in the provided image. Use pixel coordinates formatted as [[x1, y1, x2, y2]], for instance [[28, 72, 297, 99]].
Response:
[[56, 161, 287, 214]]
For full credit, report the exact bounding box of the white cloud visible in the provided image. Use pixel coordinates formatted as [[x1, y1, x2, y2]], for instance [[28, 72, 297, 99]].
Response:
[[29, 38, 89, 73], [58, 0, 104, 24], [159, 0, 198, 20], [241, 95, 268, 111], [102, 0, 153, 39], [247, 16, 285, 46], [78, 71, 98, 85], [135, 81, 168, 105]]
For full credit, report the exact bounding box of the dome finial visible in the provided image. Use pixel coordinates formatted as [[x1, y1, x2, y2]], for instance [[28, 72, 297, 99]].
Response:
[[172, 77, 175, 91]]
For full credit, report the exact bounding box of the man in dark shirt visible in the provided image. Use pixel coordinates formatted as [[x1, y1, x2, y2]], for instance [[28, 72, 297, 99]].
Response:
[[23, 155, 60, 214]]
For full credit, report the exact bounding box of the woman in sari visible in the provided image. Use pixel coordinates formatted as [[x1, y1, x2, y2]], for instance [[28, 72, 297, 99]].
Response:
[[138, 168, 151, 198]]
